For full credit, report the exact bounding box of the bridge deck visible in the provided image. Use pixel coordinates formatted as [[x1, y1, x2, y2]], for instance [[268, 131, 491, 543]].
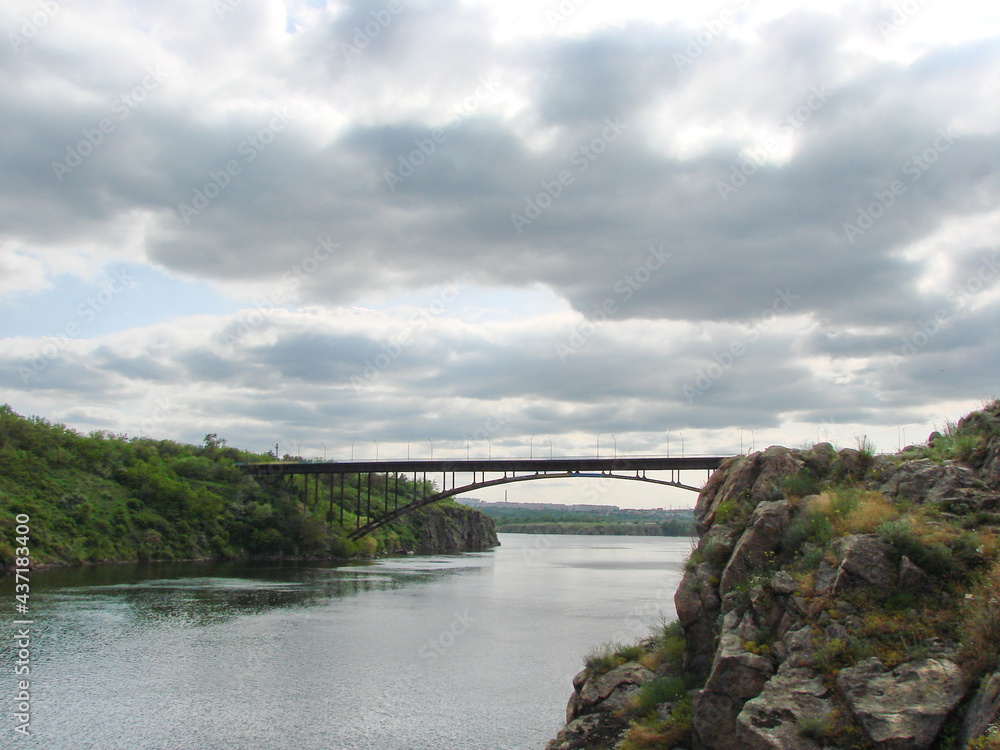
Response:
[[241, 456, 727, 476]]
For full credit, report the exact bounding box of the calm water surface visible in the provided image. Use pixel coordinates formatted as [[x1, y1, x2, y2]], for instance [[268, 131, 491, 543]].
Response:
[[2, 534, 692, 750]]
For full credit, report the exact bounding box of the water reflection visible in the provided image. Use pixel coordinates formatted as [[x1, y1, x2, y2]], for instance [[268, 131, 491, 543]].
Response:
[[8, 556, 496, 628]]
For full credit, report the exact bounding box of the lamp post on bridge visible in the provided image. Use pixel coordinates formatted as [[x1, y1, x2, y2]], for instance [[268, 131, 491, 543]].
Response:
[[597, 431, 602, 459], [530, 433, 534, 459], [407, 435, 413, 461], [486, 436, 492, 460], [611, 433, 617, 459], [373, 440, 379, 461], [351, 438, 357, 462], [427, 438, 433, 460], [547, 436, 552, 459]]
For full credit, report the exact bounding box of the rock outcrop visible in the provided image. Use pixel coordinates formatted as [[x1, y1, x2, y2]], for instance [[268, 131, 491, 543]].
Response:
[[836, 657, 967, 750], [545, 399, 1000, 750], [411, 504, 499, 553]]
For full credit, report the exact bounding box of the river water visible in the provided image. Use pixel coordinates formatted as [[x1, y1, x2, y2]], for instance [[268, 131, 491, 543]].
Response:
[[2, 534, 692, 750]]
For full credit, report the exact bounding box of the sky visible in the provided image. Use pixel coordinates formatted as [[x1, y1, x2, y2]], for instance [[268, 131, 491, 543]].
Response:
[[1, 0, 999, 508]]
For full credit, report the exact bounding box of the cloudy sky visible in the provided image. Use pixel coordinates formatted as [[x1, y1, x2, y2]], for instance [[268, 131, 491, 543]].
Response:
[[2, 0, 999, 507]]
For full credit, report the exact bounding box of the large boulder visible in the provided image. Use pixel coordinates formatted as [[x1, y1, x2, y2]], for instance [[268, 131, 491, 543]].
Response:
[[695, 448, 804, 533], [836, 657, 967, 750], [736, 667, 835, 750], [830, 534, 898, 592], [719, 500, 793, 596], [546, 713, 629, 750], [693, 614, 775, 750], [880, 458, 998, 511], [575, 662, 656, 716], [676, 524, 739, 680]]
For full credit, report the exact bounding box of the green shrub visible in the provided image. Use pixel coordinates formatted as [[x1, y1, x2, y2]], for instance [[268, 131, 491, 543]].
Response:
[[960, 562, 1000, 677], [783, 471, 821, 499], [631, 676, 687, 713], [620, 696, 693, 750], [585, 642, 629, 675], [714, 499, 741, 524]]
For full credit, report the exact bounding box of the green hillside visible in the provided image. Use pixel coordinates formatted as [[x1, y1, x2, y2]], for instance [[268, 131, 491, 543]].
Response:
[[0, 405, 488, 573]]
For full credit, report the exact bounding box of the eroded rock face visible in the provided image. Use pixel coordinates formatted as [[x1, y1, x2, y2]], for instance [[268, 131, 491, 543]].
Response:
[[880, 458, 998, 511], [719, 500, 793, 596], [836, 657, 967, 750], [736, 667, 834, 750], [556, 661, 656, 750], [546, 713, 629, 750], [695, 448, 804, 533], [414, 505, 499, 553], [693, 614, 775, 750], [577, 662, 656, 715], [830, 533, 898, 592]]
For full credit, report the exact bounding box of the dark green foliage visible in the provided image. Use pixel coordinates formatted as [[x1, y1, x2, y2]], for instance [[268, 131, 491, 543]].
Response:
[[783, 507, 833, 552], [632, 676, 687, 712], [783, 471, 822, 499], [876, 519, 983, 580]]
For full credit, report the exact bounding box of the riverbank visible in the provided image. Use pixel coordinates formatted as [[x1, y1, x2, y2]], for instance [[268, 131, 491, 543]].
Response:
[[547, 400, 1000, 749], [0, 405, 497, 577]]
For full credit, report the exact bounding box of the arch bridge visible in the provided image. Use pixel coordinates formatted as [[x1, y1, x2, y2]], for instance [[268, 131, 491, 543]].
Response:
[[240, 456, 726, 540]]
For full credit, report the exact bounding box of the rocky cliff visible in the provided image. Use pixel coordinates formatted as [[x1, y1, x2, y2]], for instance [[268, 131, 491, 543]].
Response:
[[409, 503, 500, 554], [547, 401, 1000, 750]]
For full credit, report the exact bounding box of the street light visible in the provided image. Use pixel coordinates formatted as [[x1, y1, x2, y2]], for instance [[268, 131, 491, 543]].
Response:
[[427, 438, 433, 460], [611, 433, 617, 459], [530, 433, 534, 459], [351, 438, 357, 462], [407, 435, 413, 460], [666, 430, 671, 458], [321, 441, 326, 461], [597, 431, 603, 459], [547, 436, 553, 459], [486, 436, 492, 460], [372, 440, 379, 461]]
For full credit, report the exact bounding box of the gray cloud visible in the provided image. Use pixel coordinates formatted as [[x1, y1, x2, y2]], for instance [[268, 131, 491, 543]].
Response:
[[1, 0, 998, 469]]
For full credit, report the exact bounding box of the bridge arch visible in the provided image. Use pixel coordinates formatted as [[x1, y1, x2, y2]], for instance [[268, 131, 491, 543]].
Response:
[[240, 456, 725, 542], [347, 470, 703, 540]]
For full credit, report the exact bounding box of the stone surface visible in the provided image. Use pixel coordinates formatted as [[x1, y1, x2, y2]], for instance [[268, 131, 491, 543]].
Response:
[[830, 534, 897, 592], [899, 555, 932, 590], [414, 504, 499, 553], [693, 616, 775, 750], [769, 570, 798, 596], [546, 713, 629, 750], [837, 657, 967, 750], [577, 662, 656, 714], [719, 500, 793, 596], [736, 667, 834, 750], [880, 458, 996, 510]]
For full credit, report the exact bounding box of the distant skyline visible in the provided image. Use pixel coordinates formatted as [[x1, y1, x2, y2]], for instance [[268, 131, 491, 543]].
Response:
[[2, 0, 999, 508]]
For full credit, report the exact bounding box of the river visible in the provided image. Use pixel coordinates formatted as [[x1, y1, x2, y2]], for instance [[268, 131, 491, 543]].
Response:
[[2, 534, 692, 750]]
